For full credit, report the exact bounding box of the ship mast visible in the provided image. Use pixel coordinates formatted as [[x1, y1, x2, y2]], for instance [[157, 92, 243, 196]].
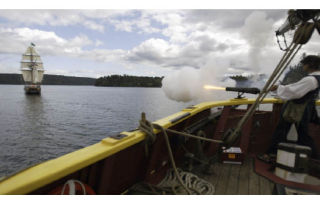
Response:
[[30, 43, 34, 83]]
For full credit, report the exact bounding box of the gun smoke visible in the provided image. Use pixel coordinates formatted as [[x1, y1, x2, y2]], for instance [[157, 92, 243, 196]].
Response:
[[161, 63, 234, 102], [162, 11, 276, 103]]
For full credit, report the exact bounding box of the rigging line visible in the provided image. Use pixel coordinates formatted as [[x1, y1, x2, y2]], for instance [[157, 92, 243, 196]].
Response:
[[139, 118, 192, 194], [261, 44, 303, 101], [233, 42, 295, 124], [257, 44, 302, 103], [163, 128, 223, 144], [250, 43, 298, 105], [257, 44, 302, 104], [231, 43, 300, 135], [157, 125, 193, 195], [260, 41, 295, 94]]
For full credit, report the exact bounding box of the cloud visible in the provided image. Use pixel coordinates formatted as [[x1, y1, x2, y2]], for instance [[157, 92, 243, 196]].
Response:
[[185, 10, 285, 30], [0, 10, 283, 73], [124, 31, 234, 70], [0, 10, 109, 32], [1, 9, 319, 81], [0, 9, 161, 34], [0, 27, 94, 56]]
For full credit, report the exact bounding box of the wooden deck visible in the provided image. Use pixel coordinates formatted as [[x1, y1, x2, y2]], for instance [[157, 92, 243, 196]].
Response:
[[201, 157, 274, 195]]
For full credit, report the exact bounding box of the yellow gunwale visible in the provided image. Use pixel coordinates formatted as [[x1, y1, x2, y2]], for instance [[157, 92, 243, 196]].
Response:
[[1, 98, 319, 194]]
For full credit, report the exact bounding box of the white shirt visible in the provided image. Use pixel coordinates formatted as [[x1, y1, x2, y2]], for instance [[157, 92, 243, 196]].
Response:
[[276, 71, 320, 100]]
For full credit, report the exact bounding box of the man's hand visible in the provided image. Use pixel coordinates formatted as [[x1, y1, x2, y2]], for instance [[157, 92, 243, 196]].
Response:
[[269, 85, 278, 92]]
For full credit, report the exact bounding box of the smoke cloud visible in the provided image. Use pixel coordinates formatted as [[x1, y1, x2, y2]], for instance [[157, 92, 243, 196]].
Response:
[[161, 61, 235, 102], [241, 11, 274, 72]]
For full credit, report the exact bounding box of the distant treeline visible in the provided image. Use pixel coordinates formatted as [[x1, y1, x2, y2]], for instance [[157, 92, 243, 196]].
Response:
[[0, 73, 96, 85], [95, 75, 163, 87], [0, 73, 164, 87]]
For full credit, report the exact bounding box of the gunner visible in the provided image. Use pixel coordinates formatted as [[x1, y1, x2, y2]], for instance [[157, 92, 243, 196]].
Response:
[[261, 55, 320, 161]]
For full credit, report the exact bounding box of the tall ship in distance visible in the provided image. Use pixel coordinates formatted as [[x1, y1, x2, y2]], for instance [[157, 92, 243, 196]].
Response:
[[20, 43, 44, 94]]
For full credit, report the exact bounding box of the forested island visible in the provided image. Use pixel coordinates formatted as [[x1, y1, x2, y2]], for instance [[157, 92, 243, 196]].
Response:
[[95, 75, 163, 87], [0, 73, 95, 85], [0, 73, 163, 87]]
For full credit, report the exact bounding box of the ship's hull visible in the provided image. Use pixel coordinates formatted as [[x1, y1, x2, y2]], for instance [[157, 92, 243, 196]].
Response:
[[0, 98, 319, 195], [24, 84, 41, 95]]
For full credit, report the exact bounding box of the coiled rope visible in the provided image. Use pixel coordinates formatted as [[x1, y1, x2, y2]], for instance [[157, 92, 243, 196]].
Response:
[[157, 168, 215, 195]]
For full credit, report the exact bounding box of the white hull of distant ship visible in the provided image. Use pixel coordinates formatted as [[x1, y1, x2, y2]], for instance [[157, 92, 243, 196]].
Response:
[[20, 43, 44, 95]]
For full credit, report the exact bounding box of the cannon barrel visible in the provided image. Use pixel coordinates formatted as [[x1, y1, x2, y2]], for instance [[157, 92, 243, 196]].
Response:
[[225, 87, 260, 94]]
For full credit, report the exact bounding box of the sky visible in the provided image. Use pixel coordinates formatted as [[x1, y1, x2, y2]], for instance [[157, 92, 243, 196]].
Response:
[[0, 2, 320, 81]]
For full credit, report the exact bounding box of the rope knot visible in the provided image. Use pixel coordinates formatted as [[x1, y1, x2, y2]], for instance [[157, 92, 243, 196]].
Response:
[[139, 112, 157, 157]]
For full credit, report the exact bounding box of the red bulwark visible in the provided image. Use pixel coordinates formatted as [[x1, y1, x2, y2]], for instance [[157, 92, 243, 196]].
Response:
[[208, 106, 232, 155]]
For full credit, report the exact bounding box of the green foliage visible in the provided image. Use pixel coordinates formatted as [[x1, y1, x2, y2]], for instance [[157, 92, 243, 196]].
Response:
[[281, 63, 307, 85], [0, 74, 96, 85], [95, 75, 163, 87], [43, 75, 95, 85], [0, 73, 24, 84], [0, 73, 163, 87]]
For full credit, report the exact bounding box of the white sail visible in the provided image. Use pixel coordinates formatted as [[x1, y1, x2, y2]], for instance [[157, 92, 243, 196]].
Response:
[[37, 70, 44, 82], [20, 44, 44, 84], [21, 69, 32, 82]]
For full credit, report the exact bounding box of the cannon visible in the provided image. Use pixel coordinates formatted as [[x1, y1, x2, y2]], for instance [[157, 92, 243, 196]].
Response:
[[225, 87, 260, 99]]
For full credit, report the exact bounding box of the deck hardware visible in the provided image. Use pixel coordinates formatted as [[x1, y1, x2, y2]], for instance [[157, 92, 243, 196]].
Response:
[[109, 133, 128, 140]]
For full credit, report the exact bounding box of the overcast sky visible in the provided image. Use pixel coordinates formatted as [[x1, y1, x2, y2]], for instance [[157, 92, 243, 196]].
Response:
[[0, 8, 319, 78]]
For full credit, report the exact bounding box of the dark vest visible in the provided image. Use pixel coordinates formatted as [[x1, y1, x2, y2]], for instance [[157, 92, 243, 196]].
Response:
[[292, 75, 320, 104], [291, 75, 320, 124]]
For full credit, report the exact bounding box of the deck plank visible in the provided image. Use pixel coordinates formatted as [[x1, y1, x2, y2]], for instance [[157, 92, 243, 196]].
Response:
[[226, 164, 241, 195], [201, 157, 274, 195], [207, 162, 222, 189], [248, 158, 260, 194], [214, 163, 231, 195], [237, 158, 250, 195], [259, 176, 273, 195]]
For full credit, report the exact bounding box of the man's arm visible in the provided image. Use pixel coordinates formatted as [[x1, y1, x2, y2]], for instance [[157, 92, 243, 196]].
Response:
[[275, 76, 318, 100]]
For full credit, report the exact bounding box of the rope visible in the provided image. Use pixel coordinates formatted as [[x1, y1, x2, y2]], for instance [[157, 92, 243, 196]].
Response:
[[139, 112, 156, 157], [156, 126, 223, 144], [157, 168, 215, 195], [225, 40, 303, 148], [276, 34, 289, 51], [138, 114, 221, 195], [154, 124, 193, 194]]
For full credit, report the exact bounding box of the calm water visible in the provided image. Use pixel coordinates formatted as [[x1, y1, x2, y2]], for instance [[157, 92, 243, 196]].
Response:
[[0, 85, 196, 177]]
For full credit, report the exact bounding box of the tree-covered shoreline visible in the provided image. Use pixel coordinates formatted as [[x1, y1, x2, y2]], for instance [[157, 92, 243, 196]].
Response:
[[95, 75, 163, 87], [0, 73, 164, 87], [0, 73, 96, 85]]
